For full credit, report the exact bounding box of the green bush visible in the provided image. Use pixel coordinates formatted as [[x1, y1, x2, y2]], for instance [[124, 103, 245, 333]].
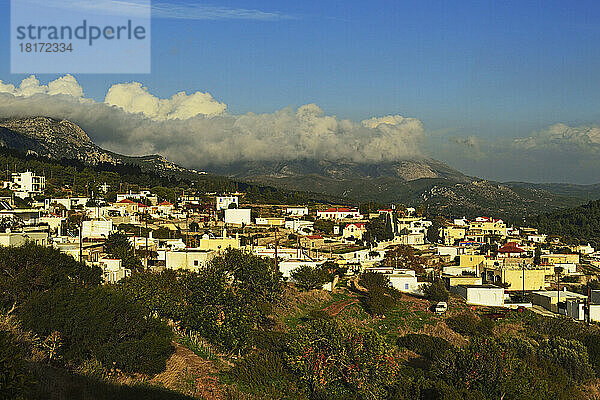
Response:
[[230, 350, 294, 392], [286, 319, 401, 399], [537, 337, 594, 382], [359, 271, 390, 291], [446, 312, 493, 337], [359, 272, 402, 316], [0, 331, 33, 400], [120, 269, 186, 321], [365, 286, 397, 316], [0, 244, 101, 312], [19, 286, 173, 375], [584, 333, 600, 374], [397, 334, 453, 361]]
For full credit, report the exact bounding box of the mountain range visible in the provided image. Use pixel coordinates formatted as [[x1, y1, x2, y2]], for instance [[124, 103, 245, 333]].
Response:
[[1, 116, 598, 219]]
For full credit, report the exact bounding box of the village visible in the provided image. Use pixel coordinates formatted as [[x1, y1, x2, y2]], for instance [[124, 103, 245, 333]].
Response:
[[3, 170, 600, 325]]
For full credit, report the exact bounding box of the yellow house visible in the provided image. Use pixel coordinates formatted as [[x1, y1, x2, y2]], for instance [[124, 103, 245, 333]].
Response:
[[541, 254, 580, 265], [468, 217, 508, 238], [441, 226, 467, 245], [255, 217, 286, 227], [459, 254, 486, 268], [165, 249, 216, 271], [197, 235, 240, 251], [483, 264, 546, 291]]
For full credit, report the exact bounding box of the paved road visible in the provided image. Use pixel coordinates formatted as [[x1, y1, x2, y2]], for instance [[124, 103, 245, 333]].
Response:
[[530, 305, 557, 317]]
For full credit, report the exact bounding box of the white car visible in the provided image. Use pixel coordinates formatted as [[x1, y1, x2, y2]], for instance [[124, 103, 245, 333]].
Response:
[[434, 302, 448, 314]]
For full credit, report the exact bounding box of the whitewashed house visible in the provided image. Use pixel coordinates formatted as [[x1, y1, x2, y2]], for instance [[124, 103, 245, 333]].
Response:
[[452, 284, 505, 307]]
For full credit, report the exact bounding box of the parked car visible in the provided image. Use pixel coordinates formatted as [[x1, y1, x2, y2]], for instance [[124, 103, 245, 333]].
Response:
[[434, 302, 448, 314]]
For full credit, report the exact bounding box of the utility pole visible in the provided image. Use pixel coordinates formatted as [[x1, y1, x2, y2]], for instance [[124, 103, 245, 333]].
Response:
[[79, 216, 83, 264], [145, 213, 148, 268], [556, 266, 563, 312], [587, 283, 591, 325], [274, 228, 279, 272], [522, 262, 525, 302]]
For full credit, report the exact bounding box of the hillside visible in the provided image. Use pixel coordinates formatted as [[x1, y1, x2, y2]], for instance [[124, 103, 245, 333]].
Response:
[[506, 181, 600, 202], [527, 198, 600, 248]]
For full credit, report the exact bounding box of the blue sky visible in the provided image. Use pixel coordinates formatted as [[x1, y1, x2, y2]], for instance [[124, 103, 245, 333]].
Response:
[[2, 0, 600, 182]]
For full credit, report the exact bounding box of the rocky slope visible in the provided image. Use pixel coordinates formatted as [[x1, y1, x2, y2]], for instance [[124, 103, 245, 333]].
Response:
[[0, 117, 200, 178]]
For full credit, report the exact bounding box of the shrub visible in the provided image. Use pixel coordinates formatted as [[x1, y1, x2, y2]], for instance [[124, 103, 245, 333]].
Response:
[[397, 334, 453, 361], [538, 337, 594, 382], [525, 314, 591, 340], [365, 286, 397, 316], [120, 269, 186, 321], [286, 319, 401, 399], [359, 272, 401, 316], [230, 350, 294, 392], [446, 312, 493, 337], [0, 244, 101, 312], [584, 333, 600, 374], [421, 279, 449, 302], [360, 271, 391, 291], [19, 286, 173, 375], [0, 330, 33, 400]]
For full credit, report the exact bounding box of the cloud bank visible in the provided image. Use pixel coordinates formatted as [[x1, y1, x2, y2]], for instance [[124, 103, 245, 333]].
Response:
[[3, 75, 599, 183], [0, 75, 424, 168], [514, 123, 600, 151]]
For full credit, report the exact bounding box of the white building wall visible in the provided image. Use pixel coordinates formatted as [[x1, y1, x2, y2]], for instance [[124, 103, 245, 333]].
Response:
[[224, 208, 251, 225]]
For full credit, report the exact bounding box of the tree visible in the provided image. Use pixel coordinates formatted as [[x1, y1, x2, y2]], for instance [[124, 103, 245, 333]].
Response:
[[172, 249, 283, 353], [0, 330, 33, 400], [359, 272, 402, 315], [365, 215, 394, 245], [189, 221, 199, 232], [421, 279, 449, 302], [290, 265, 330, 291], [427, 216, 445, 244], [384, 245, 425, 273], [120, 269, 186, 321], [104, 232, 142, 272], [314, 219, 335, 234], [0, 244, 101, 312]]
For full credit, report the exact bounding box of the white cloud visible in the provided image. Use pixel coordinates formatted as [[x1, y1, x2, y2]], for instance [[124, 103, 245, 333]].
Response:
[[151, 2, 292, 21], [18, 0, 290, 21], [514, 123, 600, 151], [0, 75, 424, 168], [0, 74, 84, 98], [104, 82, 227, 120]]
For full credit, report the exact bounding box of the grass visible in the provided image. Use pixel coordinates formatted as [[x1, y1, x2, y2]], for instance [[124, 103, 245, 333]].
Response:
[[369, 300, 440, 343], [28, 363, 195, 400], [176, 331, 220, 361], [278, 282, 446, 345]]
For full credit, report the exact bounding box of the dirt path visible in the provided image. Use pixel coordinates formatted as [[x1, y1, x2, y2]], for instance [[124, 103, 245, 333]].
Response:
[[151, 342, 227, 399], [323, 297, 359, 316]]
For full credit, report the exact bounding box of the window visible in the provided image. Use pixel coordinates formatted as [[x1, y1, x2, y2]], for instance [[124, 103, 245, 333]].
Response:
[[405, 283, 409, 290], [193, 260, 199, 267]]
